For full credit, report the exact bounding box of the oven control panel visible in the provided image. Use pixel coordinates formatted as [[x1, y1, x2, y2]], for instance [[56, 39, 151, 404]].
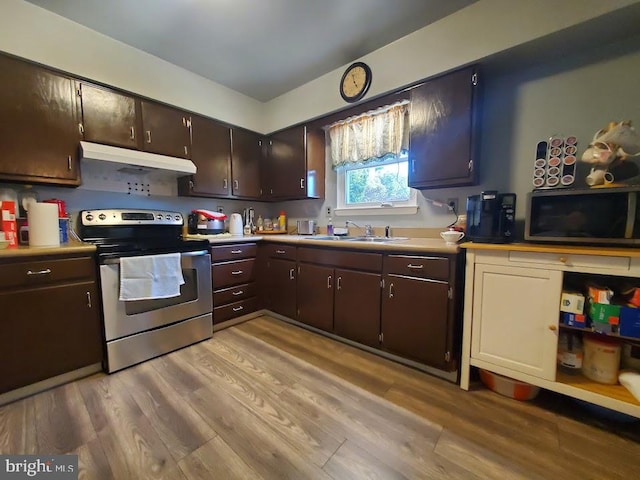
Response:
[[80, 209, 183, 226]]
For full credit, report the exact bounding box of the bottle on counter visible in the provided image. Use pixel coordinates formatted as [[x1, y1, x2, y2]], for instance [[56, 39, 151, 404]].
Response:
[[256, 215, 264, 232], [279, 210, 287, 232], [327, 217, 334, 236], [272, 217, 279, 231]]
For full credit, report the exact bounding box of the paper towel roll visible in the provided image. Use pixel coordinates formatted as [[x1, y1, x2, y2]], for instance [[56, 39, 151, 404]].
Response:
[[28, 202, 60, 247]]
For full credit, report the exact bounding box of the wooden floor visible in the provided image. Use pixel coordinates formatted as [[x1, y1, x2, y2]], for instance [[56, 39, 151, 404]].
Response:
[[1, 316, 639, 479]]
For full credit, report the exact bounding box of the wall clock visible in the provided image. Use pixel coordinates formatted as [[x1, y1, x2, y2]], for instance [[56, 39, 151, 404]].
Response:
[[339, 62, 372, 103]]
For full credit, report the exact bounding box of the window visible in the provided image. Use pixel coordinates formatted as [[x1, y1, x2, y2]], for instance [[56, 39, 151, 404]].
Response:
[[328, 101, 417, 215]]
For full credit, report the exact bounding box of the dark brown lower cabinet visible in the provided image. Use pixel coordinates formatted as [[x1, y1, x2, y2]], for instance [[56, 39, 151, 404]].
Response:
[[0, 279, 102, 394], [381, 275, 450, 369], [267, 258, 297, 319], [334, 269, 381, 348], [297, 263, 334, 332]]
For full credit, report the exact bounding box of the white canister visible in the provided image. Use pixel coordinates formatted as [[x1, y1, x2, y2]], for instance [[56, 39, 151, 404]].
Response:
[[229, 213, 243, 236], [582, 335, 621, 384], [27, 202, 60, 247]]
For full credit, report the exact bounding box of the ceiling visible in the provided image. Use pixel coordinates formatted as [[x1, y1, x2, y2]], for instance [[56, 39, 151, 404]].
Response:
[[25, 0, 477, 102]]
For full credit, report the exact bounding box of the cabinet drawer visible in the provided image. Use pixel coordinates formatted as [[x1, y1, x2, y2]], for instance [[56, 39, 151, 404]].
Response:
[[210, 243, 257, 262], [383, 255, 449, 281], [213, 282, 256, 306], [214, 297, 258, 324], [298, 247, 382, 272], [264, 243, 297, 260], [508, 251, 630, 271], [0, 256, 96, 290], [212, 258, 256, 289]]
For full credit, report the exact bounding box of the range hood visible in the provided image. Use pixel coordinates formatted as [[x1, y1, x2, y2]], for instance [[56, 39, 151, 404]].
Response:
[[80, 141, 196, 176]]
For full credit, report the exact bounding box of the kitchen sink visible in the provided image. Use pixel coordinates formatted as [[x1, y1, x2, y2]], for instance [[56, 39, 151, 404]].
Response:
[[302, 235, 345, 240], [345, 236, 409, 243]]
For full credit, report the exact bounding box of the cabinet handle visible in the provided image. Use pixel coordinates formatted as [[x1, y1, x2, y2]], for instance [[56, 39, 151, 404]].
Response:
[[130, 126, 135, 140], [558, 257, 567, 263], [276, 249, 286, 254], [184, 145, 188, 156], [231, 270, 244, 275], [232, 306, 244, 312], [182, 117, 187, 127], [327, 275, 332, 289], [337, 276, 342, 291], [300, 178, 305, 190], [223, 178, 228, 189], [78, 123, 84, 135], [234, 180, 239, 190], [146, 130, 152, 143], [389, 282, 395, 298], [27, 268, 51, 276], [289, 268, 295, 280], [67, 155, 72, 170], [232, 290, 244, 296], [230, 249, 243, 254], [407, 264, 424, 270], [86, 291, 92, 308], [548, 325, 558, 331]]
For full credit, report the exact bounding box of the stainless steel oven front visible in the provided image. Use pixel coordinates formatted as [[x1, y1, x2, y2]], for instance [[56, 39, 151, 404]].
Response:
[[99, 250, 213, 372]]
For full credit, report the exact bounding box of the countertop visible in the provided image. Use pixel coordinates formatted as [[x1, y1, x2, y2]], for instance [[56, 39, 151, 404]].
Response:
[[186, 233, 462, 254], [0, 241, 96, 258], [461, 241, 640, 257]]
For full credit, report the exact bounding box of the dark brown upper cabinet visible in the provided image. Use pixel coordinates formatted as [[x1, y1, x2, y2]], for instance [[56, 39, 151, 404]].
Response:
[[77, 82, 141, 149], [408, 66, 478, 189], [140, 100, 191, 159], [0, 54, 80, 186], [263, 125, 325, 200], [179, 115, 231, 197], [230, 128, 262, 199]]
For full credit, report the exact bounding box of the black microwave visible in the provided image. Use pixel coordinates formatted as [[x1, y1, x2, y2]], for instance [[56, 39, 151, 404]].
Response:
[[525, 187, 640, 246]]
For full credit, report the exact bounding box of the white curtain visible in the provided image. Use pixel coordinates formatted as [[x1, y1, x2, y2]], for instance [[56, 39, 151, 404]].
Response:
[[328, 101, 409, 169]]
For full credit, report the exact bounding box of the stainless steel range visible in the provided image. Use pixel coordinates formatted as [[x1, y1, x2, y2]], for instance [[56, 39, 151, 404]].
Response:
[[78, 209, 212, 373]]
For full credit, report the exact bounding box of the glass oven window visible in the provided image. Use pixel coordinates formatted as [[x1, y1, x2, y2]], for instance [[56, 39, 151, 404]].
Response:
[[124, 268, 198, 315]]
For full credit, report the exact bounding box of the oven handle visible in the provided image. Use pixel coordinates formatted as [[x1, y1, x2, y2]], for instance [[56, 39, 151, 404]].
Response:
[[100, 250, 210, 265]]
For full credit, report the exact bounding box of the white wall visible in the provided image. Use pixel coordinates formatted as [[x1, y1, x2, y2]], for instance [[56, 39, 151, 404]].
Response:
[[263, 0, 639, 133], [0, 0, 264, 132]]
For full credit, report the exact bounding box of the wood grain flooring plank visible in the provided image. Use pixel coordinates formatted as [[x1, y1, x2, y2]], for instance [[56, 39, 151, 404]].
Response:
[[176, 342, 343, 468], [322, 439, 409, 480], [72, 437, 114, 480], [115, 362, 217, 463], [188, 383, 334, 480], [148, 351, 212, 398], [78, 373, 179, 480], [32, 381, 97, 455], [177, 435, 264, 480], [0, 395, 37, 454]]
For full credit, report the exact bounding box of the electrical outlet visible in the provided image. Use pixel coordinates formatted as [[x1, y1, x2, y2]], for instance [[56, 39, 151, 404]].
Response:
[[326, 206, 331, 216], [446, 198, 458, 212]]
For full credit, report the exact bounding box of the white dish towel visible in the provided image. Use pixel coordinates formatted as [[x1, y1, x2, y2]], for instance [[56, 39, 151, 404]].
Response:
[[119, 253, 185, 301]]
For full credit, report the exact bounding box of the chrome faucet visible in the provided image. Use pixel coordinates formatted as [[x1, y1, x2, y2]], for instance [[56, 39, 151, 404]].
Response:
[[346, 221, 374, 237]]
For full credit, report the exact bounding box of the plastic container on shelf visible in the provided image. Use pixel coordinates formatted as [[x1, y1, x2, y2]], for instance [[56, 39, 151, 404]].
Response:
[[582, 334, 621, 384], [557, 331, 583, 375]]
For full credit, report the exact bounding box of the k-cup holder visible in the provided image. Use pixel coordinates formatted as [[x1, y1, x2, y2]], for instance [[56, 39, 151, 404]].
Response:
[[532, 134, 577, 189]]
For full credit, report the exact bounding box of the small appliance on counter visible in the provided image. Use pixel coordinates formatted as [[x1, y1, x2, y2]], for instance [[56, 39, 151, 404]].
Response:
[[466, 191, 516, 243], [229, 213, 243, 236], [187, 209, 226, 235], [297, 220, 316, 235]]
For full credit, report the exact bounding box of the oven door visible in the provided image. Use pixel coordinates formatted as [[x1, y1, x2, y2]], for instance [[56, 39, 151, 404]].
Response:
[[100, 251, 212, 341]]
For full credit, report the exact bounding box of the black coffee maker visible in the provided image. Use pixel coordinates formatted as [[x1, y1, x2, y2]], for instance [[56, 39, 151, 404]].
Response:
[[466, 191, 516, 243]]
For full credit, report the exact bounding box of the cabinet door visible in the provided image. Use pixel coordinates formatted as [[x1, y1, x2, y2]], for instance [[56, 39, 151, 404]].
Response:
[[381, 275, 449, 368], [180, 115, 231, 197], [267, 258, 297, 319], [334, 269, 381, 348], [408, 66, 477, 189], [267, 126, 306, 198], [470, 264, 561, 381], [140, 100, 190, 158], [231, 128, 262, 198], [79, 82, 140, 149], [0, 55, 80, 185], [297, 263, 334, 332], [0, 281, 102, 394]]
